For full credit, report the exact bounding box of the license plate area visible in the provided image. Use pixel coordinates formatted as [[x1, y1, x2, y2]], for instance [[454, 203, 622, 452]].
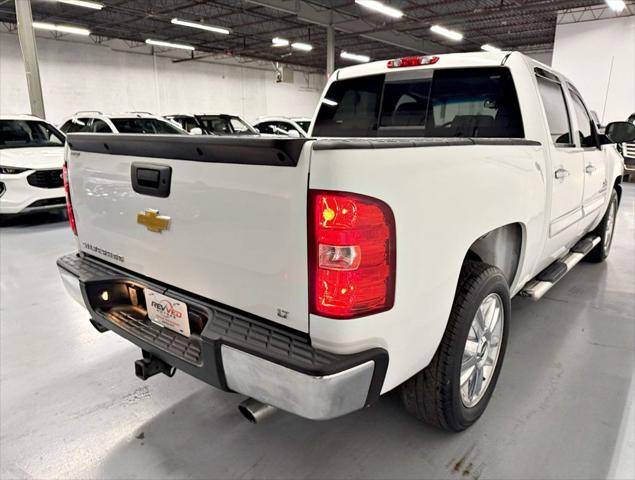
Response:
[[144, 288, 190, 337], [83, 280, 207, 337]]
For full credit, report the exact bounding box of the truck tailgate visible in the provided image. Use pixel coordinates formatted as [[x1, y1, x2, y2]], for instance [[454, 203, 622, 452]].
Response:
[[66, 135, 312, 333]]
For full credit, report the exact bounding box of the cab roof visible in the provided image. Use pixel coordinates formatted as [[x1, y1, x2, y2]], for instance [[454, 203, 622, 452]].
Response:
[[335, 50, 515, 80]]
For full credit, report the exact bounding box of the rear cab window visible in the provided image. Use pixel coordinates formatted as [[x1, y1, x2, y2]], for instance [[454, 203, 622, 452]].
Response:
[[312, 67, 524, 138]]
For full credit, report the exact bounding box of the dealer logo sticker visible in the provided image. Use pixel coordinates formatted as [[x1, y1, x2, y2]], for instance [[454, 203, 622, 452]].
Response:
[[144, 289, 190, 337]]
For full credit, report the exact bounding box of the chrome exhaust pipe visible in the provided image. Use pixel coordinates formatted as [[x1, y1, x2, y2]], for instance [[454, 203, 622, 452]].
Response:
[[238, 398, 278, 423]]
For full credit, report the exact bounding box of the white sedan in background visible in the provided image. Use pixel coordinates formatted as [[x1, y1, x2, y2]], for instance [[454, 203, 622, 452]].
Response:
[[252, 116, 311, 137], [0, 115, 67, 215]]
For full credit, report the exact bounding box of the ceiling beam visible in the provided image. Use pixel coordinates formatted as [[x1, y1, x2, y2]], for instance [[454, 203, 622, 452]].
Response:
[[245, 0, 445, 54]]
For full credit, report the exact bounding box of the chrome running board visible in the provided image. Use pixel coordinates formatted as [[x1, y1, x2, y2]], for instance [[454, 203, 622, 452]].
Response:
[[519, 235, 601, 300]]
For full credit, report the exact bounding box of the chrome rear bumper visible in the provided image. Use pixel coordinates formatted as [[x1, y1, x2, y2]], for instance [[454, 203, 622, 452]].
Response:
[[222, 345, 376, 420], [57, 253, 388, 420]]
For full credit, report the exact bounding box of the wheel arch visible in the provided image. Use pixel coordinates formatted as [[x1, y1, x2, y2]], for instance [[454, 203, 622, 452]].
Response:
[[463, 222, 526, 289], [614, 176, 623, 204]]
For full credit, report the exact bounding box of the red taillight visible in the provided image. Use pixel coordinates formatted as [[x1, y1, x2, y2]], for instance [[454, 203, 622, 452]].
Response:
[[387, 55, 439, 68], [309, 190, 396, 319], [62, 161, 77, 235]]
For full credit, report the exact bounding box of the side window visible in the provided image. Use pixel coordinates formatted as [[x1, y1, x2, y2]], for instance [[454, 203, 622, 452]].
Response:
[[255, 122, 274, 134], [536, 75, 572, 146], [270, 122, 293, 135], [183, 118, 199, 132], [313, 74, 384, 137], [92, 119, 112, 133], [62, 117, 90, 133], [568, 89, 596, 148]]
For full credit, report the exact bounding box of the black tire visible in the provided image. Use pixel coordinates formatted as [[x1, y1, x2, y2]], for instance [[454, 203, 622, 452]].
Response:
[[586, 190, 618, 263], [400, 261, 510, 431]]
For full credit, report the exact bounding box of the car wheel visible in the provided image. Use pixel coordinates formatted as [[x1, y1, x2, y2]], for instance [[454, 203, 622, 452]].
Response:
[[586, 190, 618, 263], [400, 261, 510, 431]]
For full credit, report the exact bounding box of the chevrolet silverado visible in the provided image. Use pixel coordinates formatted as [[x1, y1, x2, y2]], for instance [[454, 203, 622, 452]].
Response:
[[57, 52, 635, 431]]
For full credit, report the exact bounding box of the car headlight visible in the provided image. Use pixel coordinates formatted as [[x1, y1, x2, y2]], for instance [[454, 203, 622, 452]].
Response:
[[0, 166, 28, 174]]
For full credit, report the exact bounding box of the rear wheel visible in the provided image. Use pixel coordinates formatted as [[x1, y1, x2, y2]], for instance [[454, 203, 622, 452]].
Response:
[[586, 190, 618, 263], [400, 261, 510, 431]]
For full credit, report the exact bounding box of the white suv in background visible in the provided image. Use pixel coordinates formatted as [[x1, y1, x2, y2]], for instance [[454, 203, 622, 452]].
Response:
[[253, 116, 311, 137], [59, 112, 187, 135], [0, 115, 67, 215]]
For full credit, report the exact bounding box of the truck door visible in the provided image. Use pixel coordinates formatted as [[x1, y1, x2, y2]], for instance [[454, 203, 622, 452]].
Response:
[[567, 86, 608, 232], [535, 71, 585, 259]]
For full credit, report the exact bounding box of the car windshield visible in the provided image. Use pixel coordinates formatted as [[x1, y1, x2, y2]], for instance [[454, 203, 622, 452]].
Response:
[[198, 115, 256, 135], [0, 120, 65, 149], [110, 118, 184, 134], [296, 121, 311, 132]]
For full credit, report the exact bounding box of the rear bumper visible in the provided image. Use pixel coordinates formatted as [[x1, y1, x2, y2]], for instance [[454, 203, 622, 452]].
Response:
[[57, 253, 387, 420]]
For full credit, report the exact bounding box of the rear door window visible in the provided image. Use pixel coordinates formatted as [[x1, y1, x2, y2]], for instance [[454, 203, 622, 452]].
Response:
[[313, 67, 524, 138]]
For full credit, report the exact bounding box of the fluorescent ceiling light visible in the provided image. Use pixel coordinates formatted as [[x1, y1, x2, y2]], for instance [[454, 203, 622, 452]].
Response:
[[481, 44, 502, 52], [430, 25, 463, 41], [355, 0, 403, 19], [272, 37, 289, 47], [605, 0, 626, 12], [291, 42, 313, 51], [322, 98, 338, 106], [340, 51, 371, 63], [145, 39, 195, 51], [171, 18, 230, 35], [32, 22, 90, 35], [54, 0, 104, 9]]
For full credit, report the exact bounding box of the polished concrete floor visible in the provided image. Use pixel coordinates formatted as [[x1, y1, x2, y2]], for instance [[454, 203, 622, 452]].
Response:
[[1, 185, 634, 480]]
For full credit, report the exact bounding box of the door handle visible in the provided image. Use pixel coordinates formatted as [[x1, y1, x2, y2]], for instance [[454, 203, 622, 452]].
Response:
[[554, 168, 570, 180], [585, 164, 596, 175]]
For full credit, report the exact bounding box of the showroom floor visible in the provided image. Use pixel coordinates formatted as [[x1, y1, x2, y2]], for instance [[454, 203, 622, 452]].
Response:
[[1, 185, 633, 480]]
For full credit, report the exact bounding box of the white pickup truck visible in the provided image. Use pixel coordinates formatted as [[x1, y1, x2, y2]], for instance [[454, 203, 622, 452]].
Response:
[[57, 52, 635, 431]]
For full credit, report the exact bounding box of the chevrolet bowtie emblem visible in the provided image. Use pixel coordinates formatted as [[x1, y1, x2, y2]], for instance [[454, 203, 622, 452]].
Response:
[[137, 209, 170, 233]]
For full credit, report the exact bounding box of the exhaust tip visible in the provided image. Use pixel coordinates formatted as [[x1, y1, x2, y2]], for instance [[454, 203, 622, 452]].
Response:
[[238, 398, 277, 424], [238, 403, 258, 423]]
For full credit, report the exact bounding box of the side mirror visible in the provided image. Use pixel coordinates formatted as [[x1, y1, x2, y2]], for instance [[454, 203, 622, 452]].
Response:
[[254, 127, 261, 133], [287, 129, 301, 138], [604, 121, 635, 144], [189, 127, 203, 135]]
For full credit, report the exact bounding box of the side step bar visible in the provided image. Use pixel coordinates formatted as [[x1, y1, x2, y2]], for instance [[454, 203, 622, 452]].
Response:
[[519, 235, 600, 300]]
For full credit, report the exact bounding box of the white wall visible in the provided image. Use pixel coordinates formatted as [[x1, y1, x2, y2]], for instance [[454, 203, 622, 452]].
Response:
[[552, 15, 635, 124], [0, 32, 326, 125], [525, 50, 553, 66]]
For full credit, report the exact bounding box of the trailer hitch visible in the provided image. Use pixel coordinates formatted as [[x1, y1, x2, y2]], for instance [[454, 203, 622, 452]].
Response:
[[134, 350, 176, 380]]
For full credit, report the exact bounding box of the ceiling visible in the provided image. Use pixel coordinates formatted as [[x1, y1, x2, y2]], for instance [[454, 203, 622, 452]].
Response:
[[0, 0, 633, 70]]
